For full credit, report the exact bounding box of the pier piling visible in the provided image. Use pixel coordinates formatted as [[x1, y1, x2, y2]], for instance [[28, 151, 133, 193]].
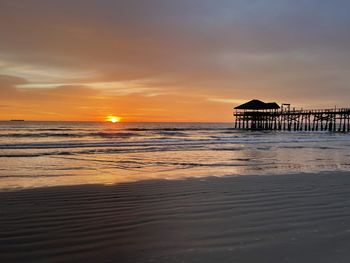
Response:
[[234, 100, 350, 132]]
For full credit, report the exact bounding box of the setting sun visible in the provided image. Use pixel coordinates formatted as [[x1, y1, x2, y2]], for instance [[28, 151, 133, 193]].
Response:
[[106, 115, 121, 123]]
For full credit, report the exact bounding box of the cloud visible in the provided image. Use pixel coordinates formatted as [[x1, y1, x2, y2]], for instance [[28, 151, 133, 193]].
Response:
[[0, 74, 27, 86], [1, 0, 350, 120], [207, 98, 247, 104]]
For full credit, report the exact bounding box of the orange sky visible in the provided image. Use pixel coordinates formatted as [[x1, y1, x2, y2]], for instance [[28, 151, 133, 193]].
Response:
[[1, 1, 350, 122]]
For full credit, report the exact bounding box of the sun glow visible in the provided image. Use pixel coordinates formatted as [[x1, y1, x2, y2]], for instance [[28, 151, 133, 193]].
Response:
[[106, 115, 121, 123]]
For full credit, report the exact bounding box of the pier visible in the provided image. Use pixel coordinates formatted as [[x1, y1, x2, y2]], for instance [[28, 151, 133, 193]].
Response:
[[234, 100, 350, 132]]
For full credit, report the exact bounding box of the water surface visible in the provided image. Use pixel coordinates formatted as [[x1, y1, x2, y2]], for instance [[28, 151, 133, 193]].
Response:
[[1, 121, 350, 189]]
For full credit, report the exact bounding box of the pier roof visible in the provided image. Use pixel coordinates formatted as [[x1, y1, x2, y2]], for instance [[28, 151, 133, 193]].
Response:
[[265, 102, 280, 109], [235, 100, 280, 110]]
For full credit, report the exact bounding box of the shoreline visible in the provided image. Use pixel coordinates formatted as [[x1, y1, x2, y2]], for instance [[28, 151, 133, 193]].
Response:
[[0, 169, 349, 192], [1, 171, 350, 262]]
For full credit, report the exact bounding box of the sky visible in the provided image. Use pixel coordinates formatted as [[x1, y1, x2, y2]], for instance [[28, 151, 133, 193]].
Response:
[[1, 0, 350, 122]]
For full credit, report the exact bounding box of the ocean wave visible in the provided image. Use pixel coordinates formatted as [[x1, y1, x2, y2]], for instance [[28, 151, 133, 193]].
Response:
[[211, 147, 243, 151], [154, 131, 188, 136], [0, 132, 140, 138], [90, 132, 139, 138], [0, 133, 81, 138], [0, 139, 201, 150], [1, 135, 349, 150], [126, 127, 236, 132], [0, 151, 74, 158], [279, 145, 341, 150]]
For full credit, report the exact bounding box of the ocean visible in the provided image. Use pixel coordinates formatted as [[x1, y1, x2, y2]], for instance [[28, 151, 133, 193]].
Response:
[[1, 121, 350, 190], [2, 121, 350, 263]]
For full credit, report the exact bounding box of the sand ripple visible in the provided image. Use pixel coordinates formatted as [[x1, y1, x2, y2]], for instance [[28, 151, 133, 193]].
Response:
[[1, 173, 350, 262]]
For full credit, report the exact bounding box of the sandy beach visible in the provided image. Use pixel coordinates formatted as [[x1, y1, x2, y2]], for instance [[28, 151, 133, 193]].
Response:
[[2, 171, 350, 263]]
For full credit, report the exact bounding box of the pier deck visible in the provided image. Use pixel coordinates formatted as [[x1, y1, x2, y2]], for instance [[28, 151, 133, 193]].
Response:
[[234, 101, 350, 132]]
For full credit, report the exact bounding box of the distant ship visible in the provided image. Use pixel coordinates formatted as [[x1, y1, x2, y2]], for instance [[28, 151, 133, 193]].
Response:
[[10, 119, 25, 122]]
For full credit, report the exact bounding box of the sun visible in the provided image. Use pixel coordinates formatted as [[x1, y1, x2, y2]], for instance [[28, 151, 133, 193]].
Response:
[[106, 115, 121, 123]]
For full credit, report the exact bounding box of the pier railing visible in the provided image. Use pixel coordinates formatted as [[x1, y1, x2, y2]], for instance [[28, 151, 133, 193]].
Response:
[[234, 108, 350, 132]]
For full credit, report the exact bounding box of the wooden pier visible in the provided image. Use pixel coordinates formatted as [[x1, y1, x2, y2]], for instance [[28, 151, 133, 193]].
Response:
[[234, 100, 350, 132]]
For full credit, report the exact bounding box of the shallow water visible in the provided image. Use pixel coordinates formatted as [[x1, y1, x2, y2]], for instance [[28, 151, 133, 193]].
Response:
[[1, 121, 350, 189]]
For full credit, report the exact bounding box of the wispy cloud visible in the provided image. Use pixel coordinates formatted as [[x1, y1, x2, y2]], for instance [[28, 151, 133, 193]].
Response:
[[1, 0, 350, 120], [207, 98, 247, 105]]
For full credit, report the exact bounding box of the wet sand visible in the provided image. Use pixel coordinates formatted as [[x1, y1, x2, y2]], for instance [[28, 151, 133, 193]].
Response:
[[1, 172, 350, 263]]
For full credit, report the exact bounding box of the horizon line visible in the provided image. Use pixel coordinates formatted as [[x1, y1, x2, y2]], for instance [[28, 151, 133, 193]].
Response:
[[0, 120, 233, 123]]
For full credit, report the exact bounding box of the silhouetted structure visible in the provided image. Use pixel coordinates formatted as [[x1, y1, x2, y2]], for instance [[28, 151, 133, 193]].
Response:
[[234, 99, 350, 132], [235, 99, 280, 111]]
